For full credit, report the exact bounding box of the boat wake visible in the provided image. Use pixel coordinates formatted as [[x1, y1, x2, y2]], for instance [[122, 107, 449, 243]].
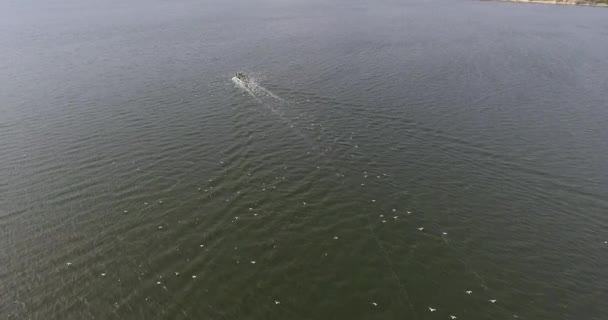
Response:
[[232, 75, 283, 102], [229, 72, 526, 319], [231, 73, 295, 125]]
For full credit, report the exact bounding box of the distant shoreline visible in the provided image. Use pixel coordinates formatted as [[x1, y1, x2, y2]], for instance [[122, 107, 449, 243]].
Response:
[[486, 0, 608, 7]]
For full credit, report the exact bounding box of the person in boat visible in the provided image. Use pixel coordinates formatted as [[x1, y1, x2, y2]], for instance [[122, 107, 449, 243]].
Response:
[[236, 72, 247, 80]]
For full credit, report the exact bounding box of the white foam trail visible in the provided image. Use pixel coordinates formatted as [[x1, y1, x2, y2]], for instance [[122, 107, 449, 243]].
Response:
[[232, 76, 284, 102], [232, 76, 286, 120], [255, 84, 284, 102], [232, 77, 258, 100], [232, 75, 319, 148]]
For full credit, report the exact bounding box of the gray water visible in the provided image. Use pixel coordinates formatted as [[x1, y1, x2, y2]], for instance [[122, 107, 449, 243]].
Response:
[[2, 0, 608, 319]]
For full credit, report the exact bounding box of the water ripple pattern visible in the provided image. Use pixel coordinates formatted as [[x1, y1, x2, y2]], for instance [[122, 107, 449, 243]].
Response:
[[2, 0, 608, 319]]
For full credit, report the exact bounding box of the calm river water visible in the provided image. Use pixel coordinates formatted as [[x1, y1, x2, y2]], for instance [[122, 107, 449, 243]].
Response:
[[2, 0, 607, 319]]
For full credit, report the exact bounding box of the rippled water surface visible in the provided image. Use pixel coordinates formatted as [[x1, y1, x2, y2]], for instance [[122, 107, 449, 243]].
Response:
[[2, 0, 608, 319]]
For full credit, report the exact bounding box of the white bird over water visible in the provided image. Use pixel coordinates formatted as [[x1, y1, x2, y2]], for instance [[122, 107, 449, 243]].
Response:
[[466, 290, 472, 294], [490, 299, 497, 303], [372, 302, 378, 306], [275, 300, 280, 305], [428, 307, 436, 312], [450, 315, 457, 319], [418, 227, 424, 231]]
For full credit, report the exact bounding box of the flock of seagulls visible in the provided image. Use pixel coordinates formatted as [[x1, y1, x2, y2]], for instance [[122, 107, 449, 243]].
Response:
[[363, 194, 506, 317], [56, 80, 585, 319], [75, 175, 510, 318], [85, 169, 511, 316], [233, 74, 595, 318]]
